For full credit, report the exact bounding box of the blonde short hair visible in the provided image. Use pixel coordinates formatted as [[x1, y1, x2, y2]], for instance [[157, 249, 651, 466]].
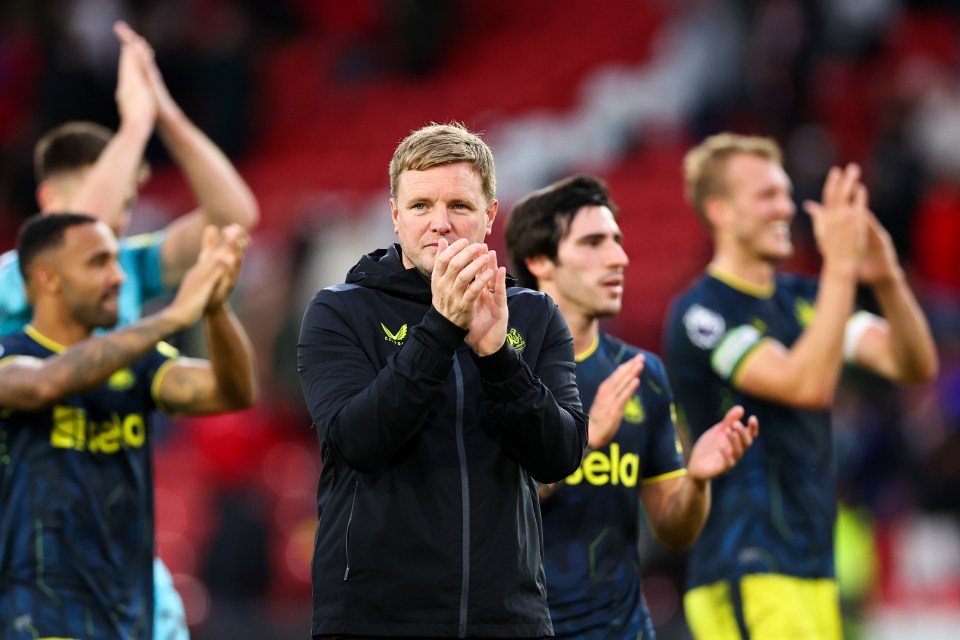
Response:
[[389, 123, 496, 204], [683, 133, 783, 224]]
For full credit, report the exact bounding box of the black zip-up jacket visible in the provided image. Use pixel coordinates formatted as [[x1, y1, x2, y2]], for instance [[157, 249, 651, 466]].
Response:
[[297, 244, 588, 638]]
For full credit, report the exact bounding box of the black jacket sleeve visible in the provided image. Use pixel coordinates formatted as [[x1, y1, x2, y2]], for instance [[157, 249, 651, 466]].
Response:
[[472, 299, 588, 483], [297, 291, 466, 471]]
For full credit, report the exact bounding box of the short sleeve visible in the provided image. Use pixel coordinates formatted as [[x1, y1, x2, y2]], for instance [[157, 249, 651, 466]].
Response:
[[146, 341, 180, 413], [640, 355, 686, 484]]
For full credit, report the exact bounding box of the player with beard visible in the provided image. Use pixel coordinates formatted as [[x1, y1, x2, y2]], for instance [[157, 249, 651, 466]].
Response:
[[0, 214, 257, 639]]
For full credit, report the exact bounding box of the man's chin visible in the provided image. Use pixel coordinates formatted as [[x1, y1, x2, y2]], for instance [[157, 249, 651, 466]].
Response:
[[94, 313, 120, 329], [399, 248, 433, 275], [761, 243, 793, 264], [590, 302, 622, 320]]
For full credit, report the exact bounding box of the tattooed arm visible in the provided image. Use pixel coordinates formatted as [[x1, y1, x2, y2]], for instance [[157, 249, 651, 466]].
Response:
[[0, 313, 187, 410], [0, 227, 227, 411]]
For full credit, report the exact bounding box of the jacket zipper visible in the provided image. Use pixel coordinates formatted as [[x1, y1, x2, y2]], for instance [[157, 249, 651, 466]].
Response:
[[453, 356, 470, 638], [343, 478, 359, 580]]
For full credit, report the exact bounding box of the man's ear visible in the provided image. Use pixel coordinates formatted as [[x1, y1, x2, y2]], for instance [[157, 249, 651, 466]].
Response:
[[703, 195, 728, 230], [36, 181, 58, 211], [484, 199, 499, 236], [30, 263, 61, 296], [389, 198, 399, 234], [525, 255, 554, 282]]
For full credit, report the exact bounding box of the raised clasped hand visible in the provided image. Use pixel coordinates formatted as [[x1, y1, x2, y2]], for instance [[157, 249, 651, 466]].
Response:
[[803, 163, 869, 270], [431, 238, 507, 355], [857, 210, 901, 286]]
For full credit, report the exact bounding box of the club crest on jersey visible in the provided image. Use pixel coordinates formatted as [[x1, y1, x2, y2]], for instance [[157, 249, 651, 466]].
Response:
[[381, 322, 408, 346], [623, 395, 645, 424], [506, 328, 526, 353], [795, 298, 815, 328], [684, 304, 725, 350], [107, 368, 136, 391]]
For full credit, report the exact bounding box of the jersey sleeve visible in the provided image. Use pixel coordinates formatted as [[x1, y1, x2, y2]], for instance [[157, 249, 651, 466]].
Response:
[[710, 323, 769, 385], [639, 354, 686, 484], [121, 232, 169, 302], [0, 343, 17, 372], [146, 341, 181, 413], [670, 297, 769, 387]]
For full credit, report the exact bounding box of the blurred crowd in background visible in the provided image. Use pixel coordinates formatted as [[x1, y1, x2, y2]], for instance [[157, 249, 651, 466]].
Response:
[[2, 0, 959, 638]]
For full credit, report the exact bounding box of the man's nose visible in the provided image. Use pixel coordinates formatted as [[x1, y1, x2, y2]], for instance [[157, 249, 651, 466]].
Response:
[[111, 260, 127, 286], [777, 193, 797, 218], [606, 240, 629, 268], [430, 208, 453, 233]]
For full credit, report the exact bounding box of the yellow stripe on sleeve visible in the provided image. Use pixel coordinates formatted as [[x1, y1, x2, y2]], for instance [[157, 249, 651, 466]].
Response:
[[150, 358, 180, 414], [641, 467, 687, 485], [730, 336, 775, 389]]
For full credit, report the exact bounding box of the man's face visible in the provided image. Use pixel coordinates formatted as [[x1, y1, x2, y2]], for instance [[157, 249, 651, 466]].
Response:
[[542, 205, 629, 322], [52, 222, 126, 329], [41, 165, 140, 237], [719, 153, 796, 263], [390, 162, 498, 275]]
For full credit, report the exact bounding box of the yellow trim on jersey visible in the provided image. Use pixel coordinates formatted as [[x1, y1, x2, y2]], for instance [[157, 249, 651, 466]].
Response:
[[574, 334, 600, 363], [156, 340, 180, 359], [150, 358, 180, 414], [708, 264, 775, 299], [730, 336, 775, 388], [642, 467, 687, 485], [711, 325, 763, 380], [684, 580, 742, 640], [24, 325, 66, 353]]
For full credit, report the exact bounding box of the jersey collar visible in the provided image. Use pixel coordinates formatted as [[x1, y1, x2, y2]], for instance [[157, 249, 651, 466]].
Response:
[[575, 334, 600, 362], [707, 264, 775, 299], [24, 324, 67, 353]]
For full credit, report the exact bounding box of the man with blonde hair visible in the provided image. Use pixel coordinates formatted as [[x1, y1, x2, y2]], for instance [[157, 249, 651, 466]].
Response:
[[664, 133, 938, 639], [298, 123, 588, 638]]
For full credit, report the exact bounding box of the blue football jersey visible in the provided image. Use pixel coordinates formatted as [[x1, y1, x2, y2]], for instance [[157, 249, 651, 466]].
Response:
[[0, 326, 178, 639], [542, 333, 685, 640], [665, 267, 836, 590]]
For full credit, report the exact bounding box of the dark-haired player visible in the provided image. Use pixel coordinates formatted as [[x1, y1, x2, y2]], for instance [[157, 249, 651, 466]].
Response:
[[506, 174, 757, 639], [0, 213, 256, 639]]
